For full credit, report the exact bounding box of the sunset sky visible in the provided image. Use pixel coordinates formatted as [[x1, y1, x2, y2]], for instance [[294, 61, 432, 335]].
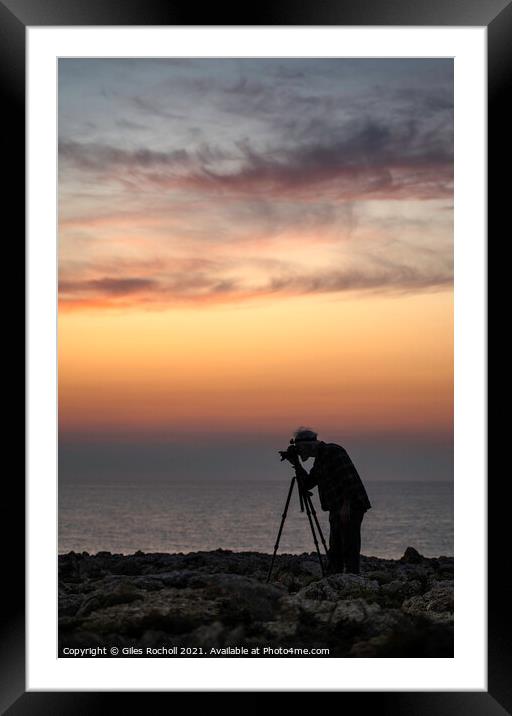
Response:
[[58, 58, 453, 482]]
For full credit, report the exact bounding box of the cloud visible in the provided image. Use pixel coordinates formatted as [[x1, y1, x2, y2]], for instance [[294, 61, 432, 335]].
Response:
[[116, 119, 149, 131], [59, 277, 156, 296], [59, 256, 452, 311], [267, 265, 453, 295], [58, 60, 453, 312], [185, 122, 452, 198], [131, 96, 187, 120], [59, 140, 192, 172], [60, 116, 452, 201]]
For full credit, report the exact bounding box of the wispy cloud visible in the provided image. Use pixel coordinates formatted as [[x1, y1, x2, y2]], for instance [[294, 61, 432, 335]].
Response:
[[58, 58, 453, 311], [59, 252, 453, 311], [60, 140, 192, 172], [60, 116, 452, 201]]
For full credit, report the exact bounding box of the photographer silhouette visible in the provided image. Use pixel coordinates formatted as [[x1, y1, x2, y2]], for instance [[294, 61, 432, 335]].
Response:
[[287, 428, 371, 575]]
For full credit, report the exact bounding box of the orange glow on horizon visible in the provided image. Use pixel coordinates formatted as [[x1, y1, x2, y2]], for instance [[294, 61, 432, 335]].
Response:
[[59, 290, 453, 437]]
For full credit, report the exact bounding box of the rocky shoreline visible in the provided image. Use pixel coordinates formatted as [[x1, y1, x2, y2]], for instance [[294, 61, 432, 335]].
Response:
[[59, 547, 453, 657]]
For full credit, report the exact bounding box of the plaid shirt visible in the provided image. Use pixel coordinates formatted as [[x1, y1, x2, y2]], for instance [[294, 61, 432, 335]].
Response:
[[302, 442, 371, 512]]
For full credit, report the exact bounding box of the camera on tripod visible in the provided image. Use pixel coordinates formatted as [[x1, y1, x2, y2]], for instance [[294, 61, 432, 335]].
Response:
[[267, 437, 328, 582], [278, 439, 299, 464]]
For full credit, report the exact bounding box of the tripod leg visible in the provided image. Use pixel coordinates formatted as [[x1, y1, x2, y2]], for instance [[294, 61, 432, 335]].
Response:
[[266, 477, 296, 583], [300, 486, 326, 577], [306, 494, 329, 557]]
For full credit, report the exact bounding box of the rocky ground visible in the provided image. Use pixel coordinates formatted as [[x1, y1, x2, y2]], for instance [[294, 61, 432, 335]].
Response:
[[59, 547, 453, 657]]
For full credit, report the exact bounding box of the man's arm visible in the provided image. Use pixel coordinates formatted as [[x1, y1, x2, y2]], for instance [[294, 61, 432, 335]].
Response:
[[300, 462, 318, 490], [284, 451, 318, 491]]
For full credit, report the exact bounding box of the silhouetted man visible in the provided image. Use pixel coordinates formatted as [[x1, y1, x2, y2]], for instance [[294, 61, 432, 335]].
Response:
[[292, 428, 371, 575]]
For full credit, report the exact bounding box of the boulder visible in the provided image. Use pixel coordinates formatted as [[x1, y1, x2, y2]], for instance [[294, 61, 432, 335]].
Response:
[[401, 547, 424, 564], [402, 581, 454, 618]]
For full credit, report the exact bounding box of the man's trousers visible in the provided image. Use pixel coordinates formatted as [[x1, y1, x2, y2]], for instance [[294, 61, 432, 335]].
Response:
[[328, 501, 366, 574]]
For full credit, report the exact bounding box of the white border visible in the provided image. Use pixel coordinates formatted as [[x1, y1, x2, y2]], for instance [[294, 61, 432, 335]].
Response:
[[27, 27, 486, 691]]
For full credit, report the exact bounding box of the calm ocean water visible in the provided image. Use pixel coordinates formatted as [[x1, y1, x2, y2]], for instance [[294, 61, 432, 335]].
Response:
[[58, 479, 453, 559]]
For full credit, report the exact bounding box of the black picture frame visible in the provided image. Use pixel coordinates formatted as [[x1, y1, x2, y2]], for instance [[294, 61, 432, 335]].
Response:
[[4, 0, 500, 710]]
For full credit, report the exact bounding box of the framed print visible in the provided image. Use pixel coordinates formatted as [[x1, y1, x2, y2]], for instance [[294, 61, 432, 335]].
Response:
[[4, 0, 501, 709]]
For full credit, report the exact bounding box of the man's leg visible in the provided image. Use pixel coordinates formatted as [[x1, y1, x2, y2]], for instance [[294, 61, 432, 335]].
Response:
[[328, 508, 344, 574], [342, 504, 364, 574]]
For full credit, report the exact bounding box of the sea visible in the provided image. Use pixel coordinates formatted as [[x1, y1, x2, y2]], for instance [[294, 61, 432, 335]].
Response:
[[58, 479, 453, 559]]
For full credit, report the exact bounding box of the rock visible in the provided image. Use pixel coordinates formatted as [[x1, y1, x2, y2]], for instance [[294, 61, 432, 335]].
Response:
[[76, 584, 143, 617], [139, 629, 174, 647], [350, 616, 454, 657], [131, 576, 165, 591], [297, 574, 380, 602], [301, 560, 323, 577], [381, 579, 423, 599], [262, 619, 298, 639], [59, 549, 453, 657], [401, 547, 424, 564], [402, 581, 454, 619], [350, 635, 390, 657], [186, 621, 247, 650], [296, 598, 337, 624], [189, 621, 225, 648], [364, 570, 394, 585], [331, 599, 381, 625], [59, 594, 85, 617], [157, 570, 207, 588], [205, 573, 286, 621]]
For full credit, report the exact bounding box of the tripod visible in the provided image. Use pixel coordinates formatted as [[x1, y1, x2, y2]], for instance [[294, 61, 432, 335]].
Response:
[[266, 464, 329, 583]]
